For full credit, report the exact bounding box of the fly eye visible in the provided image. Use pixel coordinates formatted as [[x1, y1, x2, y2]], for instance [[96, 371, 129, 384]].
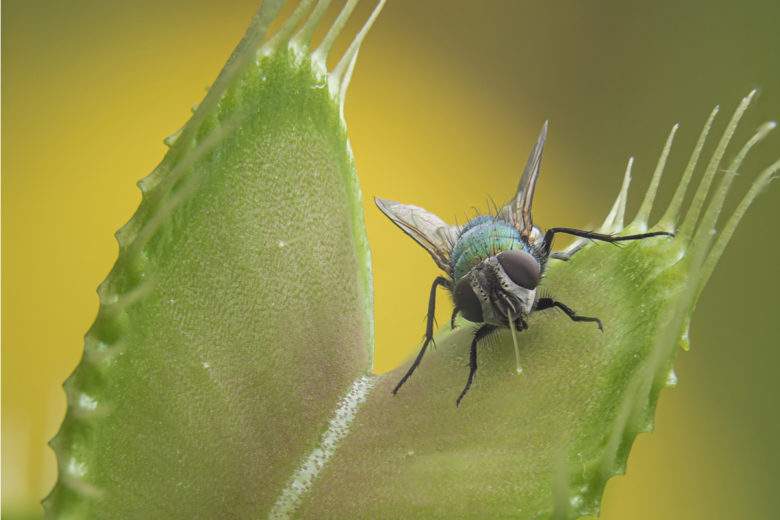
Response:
[[454, 278, 484, 323], [497, 250, 541, 289]]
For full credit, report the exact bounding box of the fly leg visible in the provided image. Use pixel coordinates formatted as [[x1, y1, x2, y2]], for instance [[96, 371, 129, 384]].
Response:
[[456, 324, 497, 407], [450, 307, 460, 330], [535, 297, 603, 331], [541, 227, 673, 259], [392, 276, 451, 395]]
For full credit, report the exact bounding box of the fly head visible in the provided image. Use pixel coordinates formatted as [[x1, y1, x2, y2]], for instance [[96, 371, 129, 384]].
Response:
[[453, 251, 541, 327]]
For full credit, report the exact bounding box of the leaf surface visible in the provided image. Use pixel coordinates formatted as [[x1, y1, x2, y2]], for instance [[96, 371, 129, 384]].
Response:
[[44, 2, 384, 518], [296, 98, 778, 519], [44, 2, 779, 519]]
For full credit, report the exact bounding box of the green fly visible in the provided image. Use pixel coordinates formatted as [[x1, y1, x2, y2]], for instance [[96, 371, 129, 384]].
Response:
[[376, 122, 673, 406]]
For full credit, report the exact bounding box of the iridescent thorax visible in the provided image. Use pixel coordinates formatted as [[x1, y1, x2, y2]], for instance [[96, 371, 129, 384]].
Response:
[[450, 216, 535, 282]]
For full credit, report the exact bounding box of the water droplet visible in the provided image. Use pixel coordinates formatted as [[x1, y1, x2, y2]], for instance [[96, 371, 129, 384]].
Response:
[[66, 457, 88, 478], [163, 128, 182, 147], [679, 321, 691, 351], [78, 393, 98, 412], [666, 369, 678, 387]]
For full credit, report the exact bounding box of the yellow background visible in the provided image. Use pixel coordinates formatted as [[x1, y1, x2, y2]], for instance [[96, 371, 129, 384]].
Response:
[[3, 1, 779, 517]]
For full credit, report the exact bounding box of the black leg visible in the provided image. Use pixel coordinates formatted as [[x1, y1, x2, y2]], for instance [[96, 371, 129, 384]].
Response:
[[456, 324, 497, 407], [450, 307, 460, 330], [542, 227, 673, 257], [392, 276, 451, 395], [535, 297, 603, 331]]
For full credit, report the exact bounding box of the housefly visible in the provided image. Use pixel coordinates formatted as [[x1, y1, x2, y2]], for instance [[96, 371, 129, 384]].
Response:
[[375, 122, 673, 406]]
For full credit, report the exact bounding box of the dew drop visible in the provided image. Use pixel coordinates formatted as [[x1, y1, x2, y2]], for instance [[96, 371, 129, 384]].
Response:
[[679, 321, 691, 351], [163, 128, 182, 147], [666, 369, 678, 387], [66, 457, 88, 478], [78, 393, 98, 412]]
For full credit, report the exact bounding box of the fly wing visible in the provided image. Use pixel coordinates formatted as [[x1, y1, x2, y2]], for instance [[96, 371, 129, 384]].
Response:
[[375, 197, 458, 273], [506, 121, 548, 240]]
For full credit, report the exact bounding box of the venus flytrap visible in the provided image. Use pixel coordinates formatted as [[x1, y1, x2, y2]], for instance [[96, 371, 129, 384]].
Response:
[[293, 93, 778, 520], [45, 2, 777, 519], [45, 1, 383, 518]]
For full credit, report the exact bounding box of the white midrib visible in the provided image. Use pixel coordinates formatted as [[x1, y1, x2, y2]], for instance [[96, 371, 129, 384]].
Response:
[[268, 374, 377, 519]]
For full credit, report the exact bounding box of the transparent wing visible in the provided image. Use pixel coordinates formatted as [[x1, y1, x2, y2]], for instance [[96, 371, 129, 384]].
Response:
[[505, 121, 548, 241], [374, 197, 458, 273]]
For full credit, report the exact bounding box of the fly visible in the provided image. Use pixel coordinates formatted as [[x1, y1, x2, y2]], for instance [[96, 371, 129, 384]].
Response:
[[375, 121, 673, 406]]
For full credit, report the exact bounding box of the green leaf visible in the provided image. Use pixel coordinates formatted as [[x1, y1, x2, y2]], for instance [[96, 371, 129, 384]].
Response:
[[291, 96, 778, 519], [45, 2, 779, 519], [44, 2, 384, 518]]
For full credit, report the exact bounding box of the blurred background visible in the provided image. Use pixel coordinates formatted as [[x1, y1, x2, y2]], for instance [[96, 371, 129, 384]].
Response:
[[3, 0, 779, 517]]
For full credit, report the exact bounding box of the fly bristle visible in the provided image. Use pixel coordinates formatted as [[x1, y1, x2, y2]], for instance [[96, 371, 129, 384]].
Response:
[[453, 215, 464, 239], [486, 195, 501, 218]]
